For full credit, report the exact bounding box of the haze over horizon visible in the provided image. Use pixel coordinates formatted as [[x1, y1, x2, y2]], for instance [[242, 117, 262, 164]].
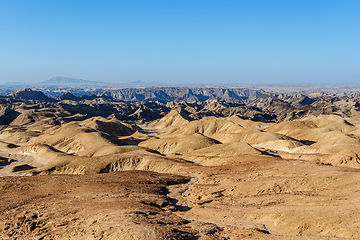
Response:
[[1, 1, 359, 85]]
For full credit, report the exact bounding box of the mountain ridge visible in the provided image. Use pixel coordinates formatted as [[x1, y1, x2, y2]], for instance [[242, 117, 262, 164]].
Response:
[[38, 76, 104, 85]]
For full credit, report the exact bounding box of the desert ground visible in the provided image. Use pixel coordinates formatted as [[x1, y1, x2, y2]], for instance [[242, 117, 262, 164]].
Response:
[[1, 88, 360, 239]]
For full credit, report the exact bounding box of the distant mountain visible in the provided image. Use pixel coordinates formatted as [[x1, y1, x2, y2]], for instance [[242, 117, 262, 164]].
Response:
[[106, 87, 266, 103], [39, 77, 104, 85], [127, 81, 146, 84], [56, 91, 113, 101]]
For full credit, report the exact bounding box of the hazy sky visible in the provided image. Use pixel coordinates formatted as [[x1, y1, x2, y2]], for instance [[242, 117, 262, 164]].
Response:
[[0, 0, 359, 84]]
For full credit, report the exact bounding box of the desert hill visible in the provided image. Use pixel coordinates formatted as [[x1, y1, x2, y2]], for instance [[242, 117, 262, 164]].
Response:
[[2, 87, 360, 124], [1, 88, 360, 238], [8, 88, 54, 102]]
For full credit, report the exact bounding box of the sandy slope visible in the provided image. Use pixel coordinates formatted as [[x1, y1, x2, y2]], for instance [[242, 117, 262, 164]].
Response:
[[2, 102, 360, 238]]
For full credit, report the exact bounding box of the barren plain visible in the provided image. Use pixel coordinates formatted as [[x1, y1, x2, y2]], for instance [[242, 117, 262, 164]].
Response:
[[1, 87, 360, 239]]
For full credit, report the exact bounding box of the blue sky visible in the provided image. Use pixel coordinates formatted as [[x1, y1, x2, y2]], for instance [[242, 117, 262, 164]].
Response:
[[0, 0, 359, 84]]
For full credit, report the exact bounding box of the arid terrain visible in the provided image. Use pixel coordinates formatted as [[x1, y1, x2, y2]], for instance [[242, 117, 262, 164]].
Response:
[[1, 87, 360, 239]]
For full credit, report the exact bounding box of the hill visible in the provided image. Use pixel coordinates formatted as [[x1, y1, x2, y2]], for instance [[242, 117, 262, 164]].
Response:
[[2, 87, 360, 238], [8, 88, 54, 102]]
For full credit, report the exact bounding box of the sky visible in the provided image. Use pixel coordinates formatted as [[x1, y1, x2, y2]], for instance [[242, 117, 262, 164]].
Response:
[[0, 0, 359, 84]]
